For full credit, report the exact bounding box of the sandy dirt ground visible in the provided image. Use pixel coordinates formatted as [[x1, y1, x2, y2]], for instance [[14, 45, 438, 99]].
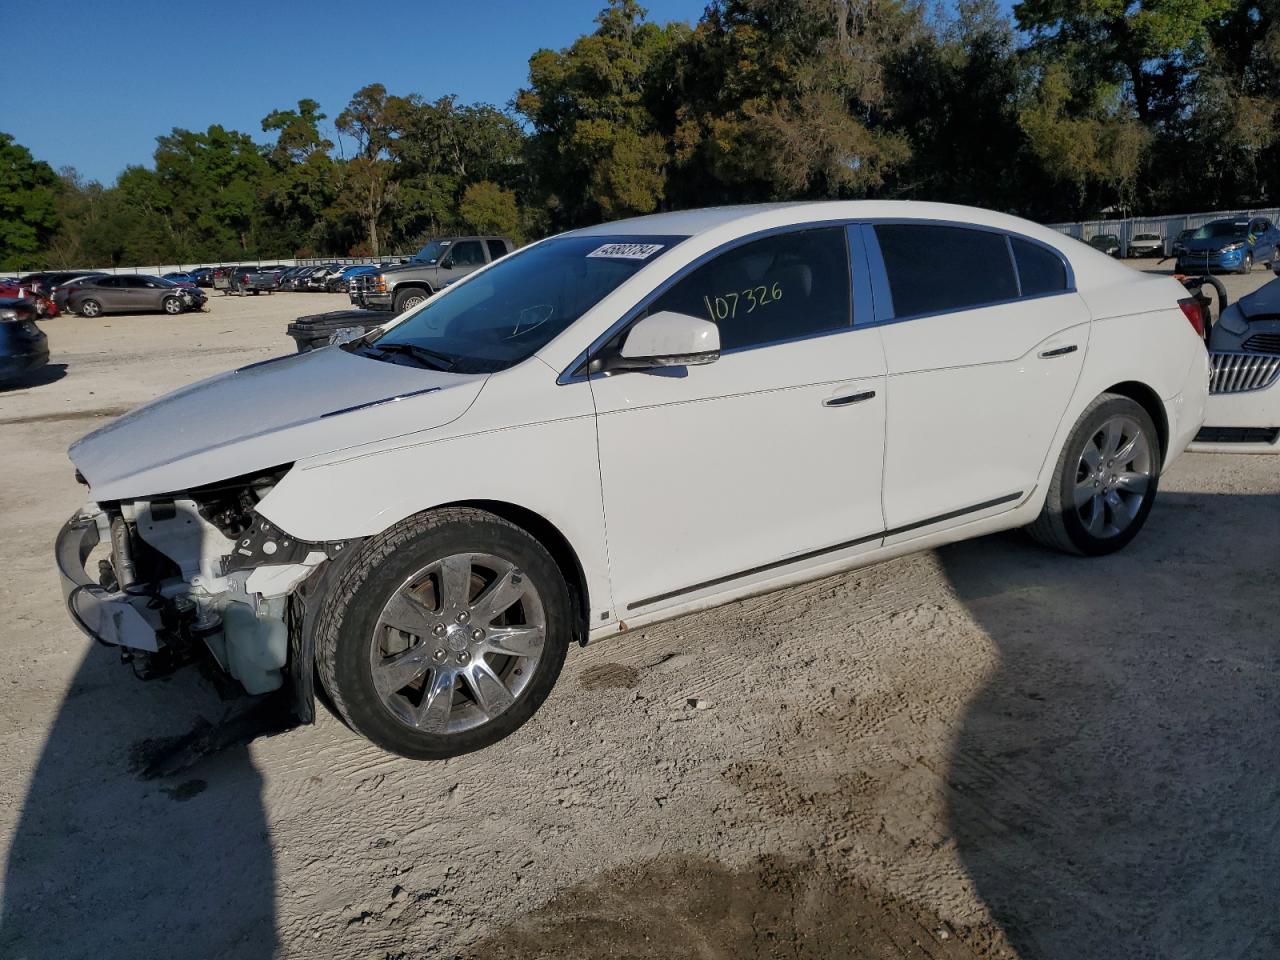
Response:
[[0, 266, 1277, 960]]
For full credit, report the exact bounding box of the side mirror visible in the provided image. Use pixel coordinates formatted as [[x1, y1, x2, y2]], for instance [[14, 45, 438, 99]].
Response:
[[440, 256, 454, 270], [601, 310, 721, 373], [1273, 257, 1280, 276]]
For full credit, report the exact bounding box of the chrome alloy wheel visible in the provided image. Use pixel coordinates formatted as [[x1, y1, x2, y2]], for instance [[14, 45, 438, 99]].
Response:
[[369, 552, 546, 734], [1073, 414, 1154, 539]]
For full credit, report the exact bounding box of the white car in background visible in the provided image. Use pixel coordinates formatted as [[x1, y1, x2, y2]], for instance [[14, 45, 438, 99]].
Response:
[[57, 201, 1209, 759], [1190, 262, 1280, 453], [1129, 232, 1164, 257]]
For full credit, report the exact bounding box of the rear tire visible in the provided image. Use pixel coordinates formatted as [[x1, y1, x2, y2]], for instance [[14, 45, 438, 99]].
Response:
[[315, 507, 571, 760], [1027, 394, 1161, 556]]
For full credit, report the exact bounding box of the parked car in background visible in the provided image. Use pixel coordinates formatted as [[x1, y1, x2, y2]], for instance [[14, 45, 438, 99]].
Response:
[[57, 201, 1208, 759], [350, 236, 515, 311], [331, 264, 376, 292], [19, 271, 107, 296], [163, 272, 199, 287], [66, 275, 206, 317], [0, 280, 59, 318], [228, 266, 279, 296], [1088, 234, 1121, 257], [1176, 216, 1280, 274], [0, 297, 49, 382], [1128, 233, 1163, 257], [1171, 228, 1195, 259], [189, 267, 215, 287], [1191, 264, 1280, 454]]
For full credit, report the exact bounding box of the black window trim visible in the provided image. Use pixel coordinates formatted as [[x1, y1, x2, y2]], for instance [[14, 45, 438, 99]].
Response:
[[559, 221, 866, 384], [862, 218, 1076, 326]]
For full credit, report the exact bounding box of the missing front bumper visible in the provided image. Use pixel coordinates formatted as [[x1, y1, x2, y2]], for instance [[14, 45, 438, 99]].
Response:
[[55, 510, 159, 651]]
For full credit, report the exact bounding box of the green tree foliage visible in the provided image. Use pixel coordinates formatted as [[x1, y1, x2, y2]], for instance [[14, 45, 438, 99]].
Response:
[[459, 181, 522, 239], [517, 0, 688, 226], [0, 133, 62, 269], [10, 0, 1280, 269]]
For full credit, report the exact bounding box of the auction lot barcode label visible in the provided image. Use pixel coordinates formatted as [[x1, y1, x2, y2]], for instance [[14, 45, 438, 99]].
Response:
[[586, 243, 665, 260]]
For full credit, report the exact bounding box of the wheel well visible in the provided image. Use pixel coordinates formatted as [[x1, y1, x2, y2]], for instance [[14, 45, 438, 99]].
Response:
[[1104, 381, 1168, 459], [394, 282, 432, 296], [449, 500, 590, 645]]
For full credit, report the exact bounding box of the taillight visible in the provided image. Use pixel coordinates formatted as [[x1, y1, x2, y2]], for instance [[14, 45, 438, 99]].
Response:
[[1177, 298, 1205, 338]]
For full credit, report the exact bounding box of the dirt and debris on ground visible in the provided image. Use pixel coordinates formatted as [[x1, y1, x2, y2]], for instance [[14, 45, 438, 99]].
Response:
[[1, 271, 1277, 959]]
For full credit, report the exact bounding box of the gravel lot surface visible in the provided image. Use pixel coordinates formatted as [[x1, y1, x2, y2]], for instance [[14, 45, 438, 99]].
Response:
[[1, 266, 1277, 960]]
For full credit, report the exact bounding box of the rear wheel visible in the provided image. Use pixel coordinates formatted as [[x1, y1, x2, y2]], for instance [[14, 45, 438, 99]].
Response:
[[316, 507, 571, 760], [162, 296, 183, 315], [78, 299, 102, 318], [1027, 394, 1160, 556]]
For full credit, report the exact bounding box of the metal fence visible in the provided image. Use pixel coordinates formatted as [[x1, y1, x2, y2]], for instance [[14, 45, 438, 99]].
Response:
[[11, 254, 414, 280], [1048, 207, 1280, 258]]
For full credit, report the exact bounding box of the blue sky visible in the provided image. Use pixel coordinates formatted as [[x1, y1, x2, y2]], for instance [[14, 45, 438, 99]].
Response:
[[6, 0, 707, 185]]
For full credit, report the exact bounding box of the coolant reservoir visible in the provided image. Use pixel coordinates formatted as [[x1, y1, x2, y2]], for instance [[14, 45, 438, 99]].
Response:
[[221, 598, 288, 695]]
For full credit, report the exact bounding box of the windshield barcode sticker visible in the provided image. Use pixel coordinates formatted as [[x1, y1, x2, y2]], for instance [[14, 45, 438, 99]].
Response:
[[586, 242, 664, 261]]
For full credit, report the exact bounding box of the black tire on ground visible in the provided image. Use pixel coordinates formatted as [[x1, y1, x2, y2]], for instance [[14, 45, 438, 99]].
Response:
[[78, 299, 102, 318], [315, 507, 572, 760], [1240, 252, 1253, 274], [162, 296, 183, 315], [1026, 393, 1161, 557], [393, 286, 431, 313]]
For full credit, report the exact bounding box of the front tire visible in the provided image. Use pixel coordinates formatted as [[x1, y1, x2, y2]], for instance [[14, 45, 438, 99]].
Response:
[[1027, 394, 1160, 556], [162, 295, 183, 315], [315, 507, 571, 760], [1240, 252, 1253, 274], [393, 287, 431, 313], [78, 299, 102, 318]]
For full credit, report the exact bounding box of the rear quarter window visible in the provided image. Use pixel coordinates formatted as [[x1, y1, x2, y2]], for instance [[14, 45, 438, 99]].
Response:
[[1010, 238, 1068, 297], [874, 223, 1018, 318]]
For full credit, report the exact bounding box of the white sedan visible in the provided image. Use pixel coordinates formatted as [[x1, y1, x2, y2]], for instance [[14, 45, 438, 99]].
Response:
[[57, 202, 1210, 759]]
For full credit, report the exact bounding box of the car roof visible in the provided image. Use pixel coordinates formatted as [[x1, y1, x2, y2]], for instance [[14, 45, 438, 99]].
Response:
[[564, 200, 1105, 254]]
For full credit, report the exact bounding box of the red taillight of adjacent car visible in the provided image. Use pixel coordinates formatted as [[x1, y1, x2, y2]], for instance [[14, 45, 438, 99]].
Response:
[[1177, 298, 1205, 338]]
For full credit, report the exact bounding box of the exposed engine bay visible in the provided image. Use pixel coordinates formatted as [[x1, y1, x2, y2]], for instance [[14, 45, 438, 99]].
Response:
[[58, 466, 352, 705]]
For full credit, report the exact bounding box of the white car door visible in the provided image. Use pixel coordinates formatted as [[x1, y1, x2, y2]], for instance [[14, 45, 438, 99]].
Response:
[[588, 226, 888, 615], [866, 223, 1090, 537]]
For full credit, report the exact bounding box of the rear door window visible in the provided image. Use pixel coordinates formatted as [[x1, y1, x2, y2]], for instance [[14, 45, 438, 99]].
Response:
[[449, 241, 485, 267], [486, 239, 509, 260], [874, 223, 1018, 318], [647, 227, 852, 351]]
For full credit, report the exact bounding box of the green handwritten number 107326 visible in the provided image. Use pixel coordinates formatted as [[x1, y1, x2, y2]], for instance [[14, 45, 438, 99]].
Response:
[[703, 282, 783, 322]]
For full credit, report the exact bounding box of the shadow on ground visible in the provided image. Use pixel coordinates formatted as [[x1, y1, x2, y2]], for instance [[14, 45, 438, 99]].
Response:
[[0, 644, 292, 960], [0, 363, 68, 393], [940, 491, 1280, 959]]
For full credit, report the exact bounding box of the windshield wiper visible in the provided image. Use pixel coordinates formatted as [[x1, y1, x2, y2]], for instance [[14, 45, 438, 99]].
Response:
[[366, 342, 457, 371]]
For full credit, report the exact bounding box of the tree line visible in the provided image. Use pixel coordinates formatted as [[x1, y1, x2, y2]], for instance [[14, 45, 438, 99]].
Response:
[[3, 0, 1276, 270]]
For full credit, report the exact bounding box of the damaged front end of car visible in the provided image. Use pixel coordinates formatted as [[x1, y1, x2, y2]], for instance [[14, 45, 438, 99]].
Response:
[[56, 466, 354, 720]]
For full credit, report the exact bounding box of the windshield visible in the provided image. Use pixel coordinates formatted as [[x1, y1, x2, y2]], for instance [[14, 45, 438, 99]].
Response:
[[413, 240, 452, 264], [1135, 234, 1158, 241], [355, 234, 685, 374], [1194, 221, 1247, 240]]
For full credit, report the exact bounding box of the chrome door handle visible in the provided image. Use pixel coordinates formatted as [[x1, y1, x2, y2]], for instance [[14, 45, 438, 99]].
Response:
[[1039, 345, 1079, 359], [823, 390, 876, 407]]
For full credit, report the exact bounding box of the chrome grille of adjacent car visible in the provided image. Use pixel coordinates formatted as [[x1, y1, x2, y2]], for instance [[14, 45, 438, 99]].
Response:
[[1242, 332, 1280, 354], [1209, 351, 1280, 394]]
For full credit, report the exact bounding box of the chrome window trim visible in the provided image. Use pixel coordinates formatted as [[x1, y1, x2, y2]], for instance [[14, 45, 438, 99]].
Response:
[[862, 218, 1077, 327], [556, 216, 1080, 384]]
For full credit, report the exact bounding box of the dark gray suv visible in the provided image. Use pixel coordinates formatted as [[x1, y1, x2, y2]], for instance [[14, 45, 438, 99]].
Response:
[[350, 236, 515, 312]]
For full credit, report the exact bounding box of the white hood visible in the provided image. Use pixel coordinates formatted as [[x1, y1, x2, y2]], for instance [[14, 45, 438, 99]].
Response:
[[70, 346, 487, 502]]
